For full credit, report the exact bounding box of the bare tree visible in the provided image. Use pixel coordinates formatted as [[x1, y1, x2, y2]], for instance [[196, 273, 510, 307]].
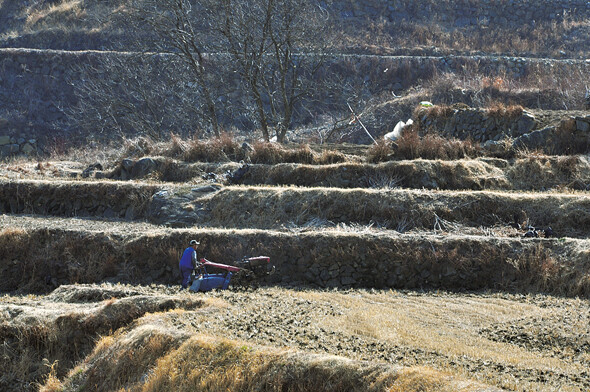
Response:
[[213, 0, 331, 142], [69, 53, 213, 141], [129, 0, 223, 137], [68, 0, 335, 144]]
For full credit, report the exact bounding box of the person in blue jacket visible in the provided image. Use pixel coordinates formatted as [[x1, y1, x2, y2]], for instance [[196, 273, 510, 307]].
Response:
[[179, 239, 199, 289]]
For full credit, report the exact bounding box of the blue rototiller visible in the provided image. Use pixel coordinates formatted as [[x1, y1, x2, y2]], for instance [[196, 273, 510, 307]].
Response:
[[189, 256, 274, 292]]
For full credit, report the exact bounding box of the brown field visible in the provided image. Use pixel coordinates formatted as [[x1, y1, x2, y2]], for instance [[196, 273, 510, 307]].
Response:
[[2, 137, 590, 392], [2, 0, 590, 390]]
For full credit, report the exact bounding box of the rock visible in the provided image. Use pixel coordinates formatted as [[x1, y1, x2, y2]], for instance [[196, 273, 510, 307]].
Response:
[[226, 163, 250, 184], [103, 208, 117, 219], [131, 158, 157, 178], [146, 189, 207, 227], [0, 135, 10, 145], [121, 159, 134, 172], [567, 179, 590, 191], [21, 143, 35, 154], [543, 227, 555, 238], [124, 206, 135, 220], [512, 126, 555, 151], [515, 112, 536, 136], [81, 163, 103, 178], [576, 119, 590, 133], [192, 184, 221, 193], [326, 278, 340, 287], [0, 145, 11, 157], [483, 140, 508, 154]]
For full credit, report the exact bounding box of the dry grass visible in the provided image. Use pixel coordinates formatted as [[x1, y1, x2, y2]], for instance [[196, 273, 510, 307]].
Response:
[[39, 361, 61, 392], [393, 130, 482, 161], [115, 135, 350, 165], [296, 289, 588, 391], [25, 0, 85, 29], [137, 335, 400, 392], [485, 102, 524, 120], [420, 104, 455, 120], [51, 323, 496, 392], [3, 285, 586, 392], [181, 133, 246, 163], [367, 140, 392, 163], [0, 292, 207, 391], [316, 150, 348, 164], [250, 143, 314, 164]]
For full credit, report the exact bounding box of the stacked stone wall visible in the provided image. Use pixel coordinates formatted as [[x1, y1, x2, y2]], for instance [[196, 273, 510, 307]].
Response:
[[416, 107, 590, 151], [2, 48, 589, 156], [0, 225, 584, 295], [333, 0, 590, 27]]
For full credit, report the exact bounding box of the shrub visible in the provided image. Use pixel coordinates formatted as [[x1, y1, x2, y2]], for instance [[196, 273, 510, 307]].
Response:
[[316, 150, 347, 164], [182, 133, 244, 163], [123, 137, 156, 158], [425, 104, 454, 120], [164, 133, 188, 158], [394, 130, 481, 160], [249, 142, 284, 164], [209, 133, 245, 162], [485, 102, 523, 120], [281, 144, 315, 164], [367, 140, 392, 163]]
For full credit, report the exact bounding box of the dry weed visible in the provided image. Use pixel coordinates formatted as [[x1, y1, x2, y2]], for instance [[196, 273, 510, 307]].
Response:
[[485, 102, 524, 120], [367, 140, 392, 163], [510, 245, 570, 296], [394, 130, 480, 160], [38, 360, 62, 392], [316, 150, 347, 164], [131, 333, 481, 392], [249, 142, 318, 164], [424, 104, 454, 119], [26, 0, 84, 28]]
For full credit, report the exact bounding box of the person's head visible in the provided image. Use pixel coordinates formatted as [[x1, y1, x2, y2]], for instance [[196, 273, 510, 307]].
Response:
[[189, 239, 200, 249]]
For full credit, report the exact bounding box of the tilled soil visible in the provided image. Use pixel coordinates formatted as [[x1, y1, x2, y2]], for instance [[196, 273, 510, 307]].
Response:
[[2, 150, 590, 391], [24, 284, 582, 392], [1, 278, 589, 391], [188, 288, 590, 392]]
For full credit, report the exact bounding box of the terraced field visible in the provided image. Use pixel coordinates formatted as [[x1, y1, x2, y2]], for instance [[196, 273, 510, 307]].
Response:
[[1, 147, 589, 391], [2, 0, 590, 389]]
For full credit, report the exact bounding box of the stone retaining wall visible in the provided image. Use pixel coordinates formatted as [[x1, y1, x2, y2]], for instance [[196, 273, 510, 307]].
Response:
[[333, 0, 590, 27], [2, 48, 589, 155], [415, 107, 590, 150], [0, 135, 38, 157], [0, 226, 586, 297], [416, 106, 538, 142], [0, 180, 158, 220], [3, 179, 590, 237]]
